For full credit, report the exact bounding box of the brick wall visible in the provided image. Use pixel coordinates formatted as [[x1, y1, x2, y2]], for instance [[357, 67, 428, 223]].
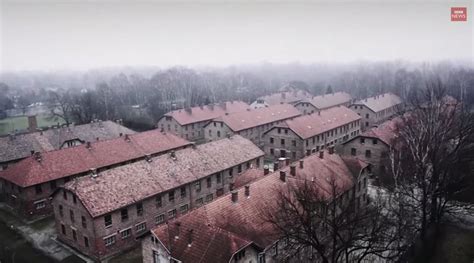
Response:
[[54, 157, 262, 260], [341, 136, 391, 177]]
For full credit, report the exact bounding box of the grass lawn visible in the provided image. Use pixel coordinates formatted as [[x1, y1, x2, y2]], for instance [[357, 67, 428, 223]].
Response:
[[0, 115, 65, 135], [430, 224, 474, 263]]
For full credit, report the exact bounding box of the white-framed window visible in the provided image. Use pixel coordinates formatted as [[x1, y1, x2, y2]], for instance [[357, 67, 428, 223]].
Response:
[[155, 214, 165, 225], [180, 204, 189, 214], [120, 228, 131, 239], [168, 209, 177, 219], [34, 199, 46, 210], [103, 235, 116, 247], [136, 222, 147, 233]]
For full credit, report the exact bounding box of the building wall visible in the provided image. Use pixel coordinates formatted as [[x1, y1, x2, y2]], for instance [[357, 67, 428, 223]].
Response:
[[157, 117, 208, 142], [53, 189, 97, 259], [0, 176, 73, 219], [349, 104, 399, 131], [263, 120, 361, 162], [294, 102, 318, 115], [204, 119, 295, 148], [56, 157, 262, 260], [341, 136, 391, 177], [142, 235, 172, 263]]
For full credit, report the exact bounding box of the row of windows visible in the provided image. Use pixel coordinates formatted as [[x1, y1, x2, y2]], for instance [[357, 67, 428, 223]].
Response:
[[61, 224, 89, 248], [58, 205, 88, 228]]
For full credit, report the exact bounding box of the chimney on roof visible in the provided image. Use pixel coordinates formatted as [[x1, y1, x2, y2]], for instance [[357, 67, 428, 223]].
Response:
[[328, 146, 334, 154], [34, 152, 42, 162], [185, 107, 192, 113], [280, 171, 286, 182], [9, 133, 15, 140], [119, 133, 123, 137], [225, 112, 229, 115], [306, 149, 311, 156], [278, 157, 286, 169], [281, 92, 286, 99], [318, 111, 321, 116], [290, 164, 296, 176], [30, 150, 35, 156], [319, 150, 324, 159], [28, 115, 38, 132], [231, 190, 238, 203], [86, 141, 92, 149], [175, 222, 181, 240], [187, 229, 193, 248], [244, 185, 250, 197], [124, 134, 131, 142], [273, 161, 279, 171], [191, 142, 196, 149], [90, 168, 98, 178], [299, 160, 304, 169], [263, 165, 270, 175]]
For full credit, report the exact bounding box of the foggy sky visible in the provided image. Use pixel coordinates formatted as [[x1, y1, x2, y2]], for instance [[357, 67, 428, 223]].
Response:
[[1, 0, 472, 72]]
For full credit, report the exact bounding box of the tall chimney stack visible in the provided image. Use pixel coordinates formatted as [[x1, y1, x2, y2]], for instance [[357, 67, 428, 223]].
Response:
[[299, 160, 304, 169], [280, 171, 286, 182], [278, 157, 286, 169], [285, 158, 290, 166], [328, 146, 334, 155], [290, 164, 296, 176], [273, 161, 279, 171], [28, 115, 38, 132], [244, 185, 250, 197], [319, 151, 324, 159], [263, 165, 270, 175], [231, 190, 238, 203], [306, 149, 311, 156]]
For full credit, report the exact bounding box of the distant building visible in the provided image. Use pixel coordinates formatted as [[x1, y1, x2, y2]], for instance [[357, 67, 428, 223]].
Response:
[[294, 92, 352, 114], [0, 119, 135, 170], [143, 151, 370, 263], [349, 93, 402, 130], [250, 90, 313, 109], [51, 135, 264, 261], [263, 106, 361, 161], [204, 104, 301, 147], [0, 130, 191, 218], [157, 101, 249, 142], [342, 118, 400, 177]]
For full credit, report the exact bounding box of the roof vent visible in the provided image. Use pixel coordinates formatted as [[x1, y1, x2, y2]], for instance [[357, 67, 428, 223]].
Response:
[[263, 165, 270, 175], [245, 185, 250, 197], [145, 154, 152, 162], [90, 168, 98, 178], [170, 151, 177, 160], [124, 134, 131, 142], [34, 152, 42, 162], [86, 141, 92, 149]]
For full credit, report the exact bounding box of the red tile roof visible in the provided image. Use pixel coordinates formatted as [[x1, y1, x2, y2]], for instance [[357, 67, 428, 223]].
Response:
[[151, 152, 359, 263], [258, 90, 312, 105], [233, 168, 264, 189], [0, 121, 135, 164], [353, 93, 402, 113], [358, 118, 401, 146], [269, 106, 360, 139], [298, 92, 352, 110], [0, 130, 191, 187], [212, 104, 301, 132], [62, 135, 264, 217], [163, 101, 249, 125]]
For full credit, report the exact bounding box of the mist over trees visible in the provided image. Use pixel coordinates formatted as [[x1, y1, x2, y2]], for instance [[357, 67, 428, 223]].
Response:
[[0, 61, 473, 129]]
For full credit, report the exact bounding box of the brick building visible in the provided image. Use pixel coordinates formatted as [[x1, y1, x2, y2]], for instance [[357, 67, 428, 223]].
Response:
[[157, 101, 249, 142], [250, 90, 313, 109], [349, 93, 402, 130], [51, 135, 264, 260], [341, 118, 400, 177], [294, 92, 352, 114], [143, 151, 370, 263], [0, 120, 134, 170], [262, 106, 361, 161], [204, 104, 301, 147], [0, 130, 190, 218]]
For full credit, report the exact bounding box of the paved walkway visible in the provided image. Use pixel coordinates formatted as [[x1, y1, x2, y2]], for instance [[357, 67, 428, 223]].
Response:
[[0, 204, 92, 263]]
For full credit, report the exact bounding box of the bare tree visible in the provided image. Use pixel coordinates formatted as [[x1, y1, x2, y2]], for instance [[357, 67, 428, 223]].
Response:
[[390, 81, 474, 244], [262, 174, 407, 263]]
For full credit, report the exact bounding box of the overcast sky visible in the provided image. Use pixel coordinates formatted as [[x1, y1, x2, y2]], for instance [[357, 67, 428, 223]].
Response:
[[0, 0, 472, 72]]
